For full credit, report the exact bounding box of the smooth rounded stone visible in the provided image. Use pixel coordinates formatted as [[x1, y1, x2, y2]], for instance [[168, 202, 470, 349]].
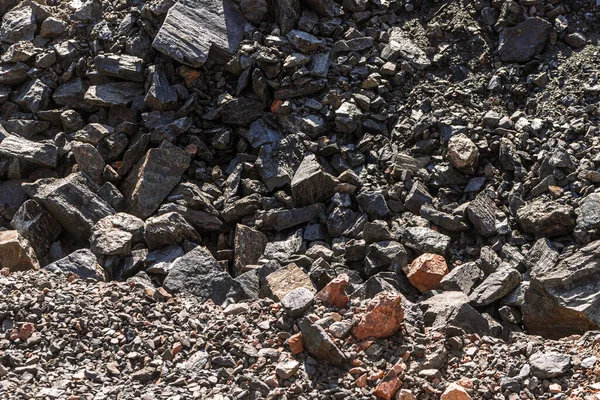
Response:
[[447, 134, 479, 169], [406, 253, 449, 293], [353, 291, 405, 339], [529, 351, 571, 379], [281, 287, 314, 317]]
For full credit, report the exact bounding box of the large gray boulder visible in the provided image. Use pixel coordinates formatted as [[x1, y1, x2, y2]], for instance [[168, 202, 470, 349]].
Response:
[[45, 249, 106, 281], [499, 18, 552, 63], [163, 246, 242, 305]]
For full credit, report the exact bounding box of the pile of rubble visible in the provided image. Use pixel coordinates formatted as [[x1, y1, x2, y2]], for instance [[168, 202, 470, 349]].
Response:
[[2, 0, 600, 397]]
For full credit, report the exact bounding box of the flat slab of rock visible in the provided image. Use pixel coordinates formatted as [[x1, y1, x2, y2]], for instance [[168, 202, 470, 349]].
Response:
[[0, 135, 57, 167], [420, 291, 489, 337], [499, 17, 551, 63], [529, 351, 571, 379], [84, 82, 144, 106], [121, 141, 192, 219], [234, 224, 268, 276], [94, 53, 144, 81], [262, 263, 315, 301], [469, 266, 521, 307], [381, 28, 430, 70], [163, 246, 242, 305], [152, 0, 245, 67], [22, 173, 115, 238], [291, 154, 337, 206]]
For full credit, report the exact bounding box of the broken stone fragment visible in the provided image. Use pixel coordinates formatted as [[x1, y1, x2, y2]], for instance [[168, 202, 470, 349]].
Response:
[[373, 360, 406, 400], [163, 246, 242, 305], [0, 6, 36, 44], [441, 383, 472, 400], [84, 82, 144, 106], [0, 231, 39, 272], [498, 18, 551, 63], [94, 53, 144, 81], [353, 291, 404, 339], [469, 266, 521, 307], [0, 63, 30, 86], [402, 227, 450, 255], [144, 212, 200, 250], [45, 249, 105, 281], [22, 173, 115, 238], [234, 224, 268, 276], [262, 263, 315, 301], [466, 192, 502, 237], [11, 200, 61, 260], [290, 154, 337, 206], [281, 287, 314, 317], [447, 134, 478, 169], [71, 142, 105, 184], [529, 351, 571, 379], [440, 262, 483, 295], [152, 0, 245, 67], [299, 317, 347, 366], [121, 141, 192, 219], [316, 273, 350, 309], [90, 213, 145, 256], [381, 28, 430, 70], [516, 200, 575, 237], [420, 291, 489, 337], [406, 253, 448, 293], [14, 79, 51, 113], [0, 135, 57, 167]]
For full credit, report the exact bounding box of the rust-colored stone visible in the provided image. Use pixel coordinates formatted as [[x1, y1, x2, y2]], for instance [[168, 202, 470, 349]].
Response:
[[396, 389, 417, 400], [406, 253, 448, 293], [441, 383, 472, 400], [0, 231, 39, 272], [355, 373, 368, 388], [288, 333, 303, 355], [316, 273, 349, 309], [353, 291, 405, 340], [374, 360, 406, 400]]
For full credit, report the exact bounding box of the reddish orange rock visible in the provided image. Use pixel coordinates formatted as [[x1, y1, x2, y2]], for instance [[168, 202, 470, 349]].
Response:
[[355, 373, 368, 388], [374, 360, 406, 400], [18, 323, 35, 340], [316, 274, 350, 309], [441, 383, 472, 400], [406, 253, 449, 293], [288, 333, 303, 355], [352, 291, 405, 340]]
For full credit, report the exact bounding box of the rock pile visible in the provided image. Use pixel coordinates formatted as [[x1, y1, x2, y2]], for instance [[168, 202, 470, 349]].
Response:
[[1, 0, 600, 397]]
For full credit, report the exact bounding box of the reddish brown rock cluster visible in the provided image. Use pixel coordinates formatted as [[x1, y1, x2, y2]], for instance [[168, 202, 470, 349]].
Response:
[[353, 291, 405, 340]]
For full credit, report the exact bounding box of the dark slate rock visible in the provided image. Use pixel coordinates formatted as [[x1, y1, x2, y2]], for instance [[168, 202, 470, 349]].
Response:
[[0, 135, 57, 167], [152, 0, 245, 67], [291, 154, 337, 207], [529, 352, 571, 379], [401, 227, 450, 255], [22, 173, 115, 238], [11, 200, 62, 260], [299, 317, 348, 366], [440, 262, 484, 295], [499, 18, 552, 63], [516, 200, 575, 237], [420, 291, 489, 337], [163, 246, 242, 305], [469, 266, 522, 307]]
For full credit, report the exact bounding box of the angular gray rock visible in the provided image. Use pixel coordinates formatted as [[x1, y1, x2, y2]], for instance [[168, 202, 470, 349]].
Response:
[[72, 142, 105, 184], [0, 135, 57, 167], [291, 154, 337, 207], [45, 249, 106, 281], [90, 213, 145, 256], [281, 287, 314, 317], [381, 28, 431, 70], [466, 192, 502, 237], [84, 82, 144, 106], [440, 262, 484, 295], [163, 246, 242, 305], [522, 240, 600, 338], [94, 53, 144, 81], [152, 0, 245, 67], [498, 18, 552, 63], [22, 173, 115, 238], [0, 6, 36, 44], [121, 141, 192, 219], [529, 352, 571, 379], [402, 227, 450, 255], [469, 266, 522, 307], [11, 200, 62, 260], [420, 292, 489, 337], [234, 224, 268, 275], [299, 317, 348, 366], [144, 212, 200, 250], [14, 79, 51, 113]]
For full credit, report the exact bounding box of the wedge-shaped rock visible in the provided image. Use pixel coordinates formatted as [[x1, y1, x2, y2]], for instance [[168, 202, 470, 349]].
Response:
[[94, 53, 144, 81], [420, 291, 489, 337], [22, 173, 115, 238], [0, 231, 39, 272], [499, 17, 551, 63], [469, 266, 521, 307], [11, 200, 61, 260], [121, 141, 192, 219], [84, 82, 144, 106], [163, 246, 242, 305], [152, 0, 245, 67], [45, 249, 105, 280], [522, 240, 600, 338], [234, 224, 268, 275], [291, 154, 337, 206], [0, 135, 57, 167], [300, 317, 347, 366]]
